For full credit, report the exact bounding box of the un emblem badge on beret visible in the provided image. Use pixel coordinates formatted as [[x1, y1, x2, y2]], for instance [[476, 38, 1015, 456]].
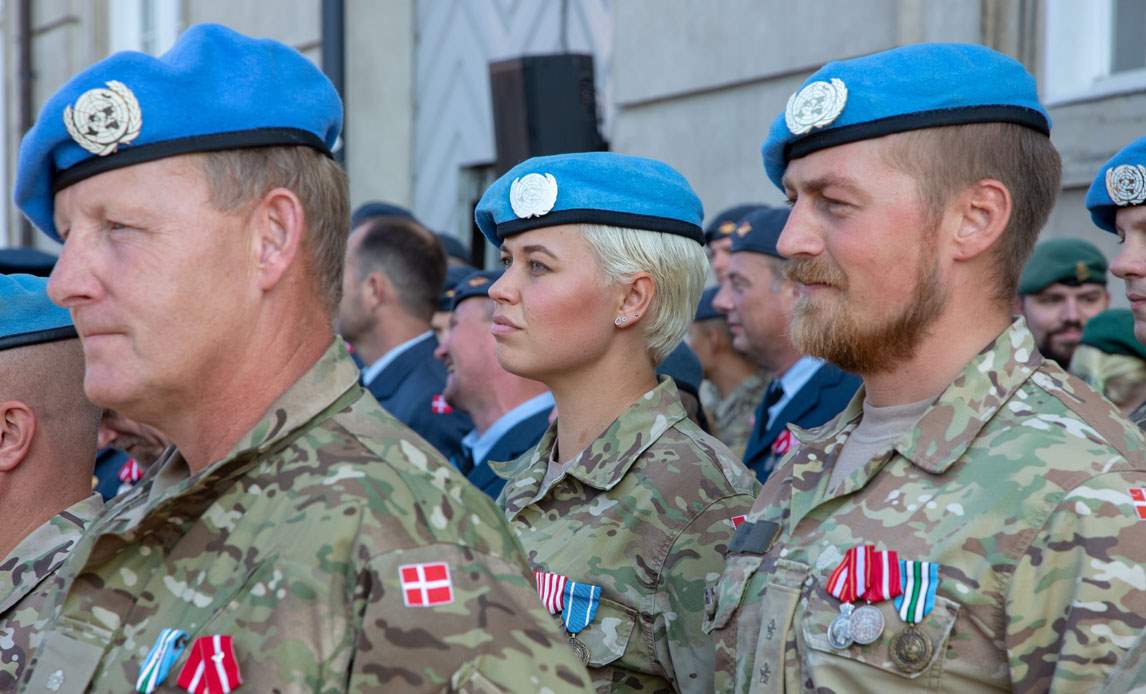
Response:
[[785, 78, 847, 136], [1106, 164, 1146, 206], [63, 81, 142, 156], [509, 173, 558, 219]]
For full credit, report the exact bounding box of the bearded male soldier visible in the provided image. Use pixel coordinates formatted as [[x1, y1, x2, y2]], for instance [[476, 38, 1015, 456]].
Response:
[[705, 43, 1146, 692]]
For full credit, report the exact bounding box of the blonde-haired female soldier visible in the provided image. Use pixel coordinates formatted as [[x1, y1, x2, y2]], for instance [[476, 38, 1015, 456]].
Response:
[[479, 152, 758, 693]]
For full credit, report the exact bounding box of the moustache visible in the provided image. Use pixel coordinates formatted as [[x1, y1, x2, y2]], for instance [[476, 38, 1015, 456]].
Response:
[[1050, 321, 1083, 337], [784, 258, 846, 288]]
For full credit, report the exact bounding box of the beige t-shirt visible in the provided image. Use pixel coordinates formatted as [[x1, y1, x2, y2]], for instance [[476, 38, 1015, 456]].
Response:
[[828, 396, 934, 493]]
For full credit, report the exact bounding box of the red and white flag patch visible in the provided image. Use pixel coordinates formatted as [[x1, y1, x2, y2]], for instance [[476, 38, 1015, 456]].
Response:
[[1130, 488, 1146, 520], [118, 458, 143, 483], [430, 394, 454, 414], [176, 635, 242, 694], [729, 514, 748, 530], [400, 562, 454, 607], [534, 570, 567, 614]]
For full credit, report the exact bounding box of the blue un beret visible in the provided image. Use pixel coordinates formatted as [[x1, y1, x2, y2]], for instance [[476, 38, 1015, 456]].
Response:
[[1086, 136, 1146, 234], [761, 43, 1050, 191], [730, 206, 790, 258], [450, 270, 503, 310], [15, 23, 342, 242], [475, 152, 704, 247], [694, 286, 723, 322], [0, 274, 76, 351]]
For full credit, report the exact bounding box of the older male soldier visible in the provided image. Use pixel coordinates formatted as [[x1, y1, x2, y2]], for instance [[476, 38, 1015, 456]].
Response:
[[688, 287, 767, 458], [1017, 238, 1110, 368], [434, 270, 553, 498], [1086, 135, 1146, 430], [712, 205, 859, 482], [0, 275, 102, 691], [13, 25, 589, 692], [706, 44, 1146, 692]]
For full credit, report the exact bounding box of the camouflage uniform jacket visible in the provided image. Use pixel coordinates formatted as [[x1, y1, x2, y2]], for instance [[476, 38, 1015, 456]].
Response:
[[21, 341, 591, 693], [705, 318, 1146, 693], [713, 372, 768, 460], [491, 377, 758, 693], [0, 494, 102, 691], [1130, 399, 1146, 431]]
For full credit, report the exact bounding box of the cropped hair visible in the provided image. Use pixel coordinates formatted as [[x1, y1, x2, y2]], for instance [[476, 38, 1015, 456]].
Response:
[[355, 217, 447, 321], [882, 123, 1061, 303], [197, 146, 350, 316], [581, 224, 708, 365]]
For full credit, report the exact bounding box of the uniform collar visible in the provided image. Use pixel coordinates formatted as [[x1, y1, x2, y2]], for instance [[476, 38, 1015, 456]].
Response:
[[792, 317, 1043, 475], [493, 377, 686, 517], [135, 338, 362, 515], [465, 392, 554, 467], [0, 493, 103, 614], [361, 331, 433, 387]]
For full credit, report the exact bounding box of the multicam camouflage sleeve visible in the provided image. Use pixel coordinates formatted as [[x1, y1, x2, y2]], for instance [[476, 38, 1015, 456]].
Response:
[[349, 545, 592, 692], [1006, 472, 1146, 691]]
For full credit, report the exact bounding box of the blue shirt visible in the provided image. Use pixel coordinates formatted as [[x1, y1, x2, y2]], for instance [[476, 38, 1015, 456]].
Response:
[[462, 392, 555, 467]]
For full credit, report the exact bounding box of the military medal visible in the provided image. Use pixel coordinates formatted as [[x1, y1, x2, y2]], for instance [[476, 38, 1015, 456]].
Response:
[[535, 570, 567, 614], [825, 545, 869, 649], [560, 580, 601, 666], [890, 560, 939, 673], [849, 548, 901, 645], [135, 628, 188, 693]]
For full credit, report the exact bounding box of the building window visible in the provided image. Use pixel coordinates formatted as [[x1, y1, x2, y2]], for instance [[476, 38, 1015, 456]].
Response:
[[1044, 0, 1146, 103], [108, 0, 182, 56]]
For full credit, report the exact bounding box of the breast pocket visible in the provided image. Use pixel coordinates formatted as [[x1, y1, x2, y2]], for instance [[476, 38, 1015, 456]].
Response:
[[798, 577, 960, 691], [575, 597, 637, 668]]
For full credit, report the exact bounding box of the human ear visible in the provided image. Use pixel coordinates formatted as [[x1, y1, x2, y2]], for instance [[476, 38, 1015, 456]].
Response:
[[616, 272, 655, 327], [253, 187, 306, 292], [0, 401, 36, 473], [952, 179, 1011, 262]]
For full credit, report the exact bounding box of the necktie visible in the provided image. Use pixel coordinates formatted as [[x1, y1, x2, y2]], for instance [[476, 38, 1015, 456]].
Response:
[[762, 381, 784, 430]]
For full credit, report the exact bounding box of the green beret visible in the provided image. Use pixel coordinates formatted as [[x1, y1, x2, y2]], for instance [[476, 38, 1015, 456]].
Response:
[[1018, 238, 1107, 295], [1080, 309, 1146, 361]]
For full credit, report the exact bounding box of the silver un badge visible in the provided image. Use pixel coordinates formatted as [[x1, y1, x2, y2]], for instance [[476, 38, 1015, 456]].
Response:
[[785, 78, 848, 136], [63, 80, 143, 156], [1106, 164, 1146, 206], [509, 173, 558, 219]]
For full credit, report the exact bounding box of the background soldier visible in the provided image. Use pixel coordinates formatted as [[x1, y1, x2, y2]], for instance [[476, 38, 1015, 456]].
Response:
[[688, 287, 766, 457], [1016, 238, 1110, 368], [14, 24, 589, 692], [0, 274, 102, 691], [707, 43, 1145, 692], [1086, 135, 1146, 430]]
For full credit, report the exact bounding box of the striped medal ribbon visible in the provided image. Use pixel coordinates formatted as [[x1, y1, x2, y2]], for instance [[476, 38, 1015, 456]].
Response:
[[889, 560, 940, 673], [824, 545, 870, 649], [849, 548, 899, 645]]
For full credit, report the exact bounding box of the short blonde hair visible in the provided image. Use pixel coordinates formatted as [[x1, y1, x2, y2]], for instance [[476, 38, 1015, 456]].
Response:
[[581, 224, 708, 365]]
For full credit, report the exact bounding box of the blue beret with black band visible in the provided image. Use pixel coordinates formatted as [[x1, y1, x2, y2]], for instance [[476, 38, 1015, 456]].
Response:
[[15, 23, 342, 242], [475, 152, 704, 247], [0, 274, 77, 351], [1086, 136, 1146, 234], [761, 43, 1051, 191]]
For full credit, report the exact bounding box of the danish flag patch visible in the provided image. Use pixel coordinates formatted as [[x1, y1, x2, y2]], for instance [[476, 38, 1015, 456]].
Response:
[[729, 514, 747, 530], [1130, 488, 1146, 520], [430, 394, 454, 414], [400, 562, 454, 607]]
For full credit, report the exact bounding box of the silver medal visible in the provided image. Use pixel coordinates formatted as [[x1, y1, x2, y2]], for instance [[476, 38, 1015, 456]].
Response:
[[848, 604, 885, 645], [827, 603, 854, 649]]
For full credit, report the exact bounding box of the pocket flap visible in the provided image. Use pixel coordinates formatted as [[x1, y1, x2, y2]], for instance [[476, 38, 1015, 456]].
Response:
[[575, 597, 637, 668], [703, 553, 765, 633], [800, 579, 959, 680]]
